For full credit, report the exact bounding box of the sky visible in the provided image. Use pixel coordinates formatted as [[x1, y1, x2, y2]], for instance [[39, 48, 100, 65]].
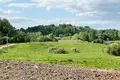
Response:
[[0, 0, 120, 29]]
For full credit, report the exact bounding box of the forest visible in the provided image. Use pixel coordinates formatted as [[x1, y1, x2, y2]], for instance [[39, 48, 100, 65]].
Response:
[[0, 18, 120, 44]]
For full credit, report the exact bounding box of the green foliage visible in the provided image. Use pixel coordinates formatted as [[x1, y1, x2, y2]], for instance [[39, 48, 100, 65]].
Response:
[[0, 18, 15, 45], [71, 47, 79, 53], [25, 32, 41, 42], [39, 36, 51, 42], [0, 18, 120, 44], [48, 46, 68, 54], [93, 39, 104, 44], [24, 24, 120, 43], [104, 41, 114, 45], [72, 33, 79, 40], [47, 33, 58, 41], [105, 42, 120, 56], [59, 34, 64, 38], [0, 18, 15, 36], [0, 37, 8, 44], [55, 47, 68, 54], [88, 30, 96, 42], [48, 47, 57, 53], [14, 31, 26, 43], [79, 32, 89, 41], [62, 36, 71, 40]]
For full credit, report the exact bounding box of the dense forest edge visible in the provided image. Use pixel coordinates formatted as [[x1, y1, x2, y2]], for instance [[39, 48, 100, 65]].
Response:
[[0, 18, 120, 44]]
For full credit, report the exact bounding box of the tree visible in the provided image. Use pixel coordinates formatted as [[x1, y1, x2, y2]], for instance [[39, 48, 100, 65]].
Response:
[[14, 31, 26, 43], [79, 32, 89, 41], [48, 33, 57, 41], [88, 30, 96, 42], [25, 32, 41, 42], [0, 18, 15, 44]]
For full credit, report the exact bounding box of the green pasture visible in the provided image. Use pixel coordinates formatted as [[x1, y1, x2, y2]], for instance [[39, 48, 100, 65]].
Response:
[[0, 41, 120, 70]]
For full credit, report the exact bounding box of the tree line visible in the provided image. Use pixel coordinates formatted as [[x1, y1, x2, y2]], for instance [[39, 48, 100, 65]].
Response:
[[0, 18, 120, 44]]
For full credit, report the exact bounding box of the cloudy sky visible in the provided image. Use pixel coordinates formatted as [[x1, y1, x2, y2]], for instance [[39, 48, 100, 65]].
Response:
[[0, 0, 120, 29]]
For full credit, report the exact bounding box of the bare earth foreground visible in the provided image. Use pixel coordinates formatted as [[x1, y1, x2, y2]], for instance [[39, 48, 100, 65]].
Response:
[[0, 61, 120, 80]]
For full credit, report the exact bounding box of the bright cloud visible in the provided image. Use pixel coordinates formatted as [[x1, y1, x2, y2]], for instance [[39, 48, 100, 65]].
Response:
[[31, 0, 120, 20], [32, 0, 96, 12], [0, 0, 12, 3], [1, 0, 120, 29], [8, 3, 36, 8], [0, 9, 20, 15]]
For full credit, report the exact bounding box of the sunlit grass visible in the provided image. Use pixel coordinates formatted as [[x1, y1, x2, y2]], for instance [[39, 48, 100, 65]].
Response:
[[0, 42, 120, 70]]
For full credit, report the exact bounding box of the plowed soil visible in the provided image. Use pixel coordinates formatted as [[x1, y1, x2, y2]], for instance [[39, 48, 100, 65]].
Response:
[[0, 60, 120, 80]]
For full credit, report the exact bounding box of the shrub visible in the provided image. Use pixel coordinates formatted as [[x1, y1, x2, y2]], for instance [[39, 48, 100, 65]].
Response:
[[67, 59, 73, 62], [55, 47, 68, 54], [104, 42, 120, 56], [71, 47, 79, 53], [39, 36, 51, 42], [48, 47, 68, 54], [0, 37, 8, 44], [93, 39, 104, 44], [48, 47, 57, 53], [104, 41, 114, 45]]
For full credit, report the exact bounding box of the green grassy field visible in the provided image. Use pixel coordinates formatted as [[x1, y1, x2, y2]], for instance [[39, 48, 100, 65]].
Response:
[[0, 42, 120, 70]]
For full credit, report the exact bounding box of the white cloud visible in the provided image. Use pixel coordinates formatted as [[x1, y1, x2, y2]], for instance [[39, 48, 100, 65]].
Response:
[[0, 0, 12, 3], [32, 0, 96, 12], [76, 11, 98, 16], [0, 16, 35, 23], [30, 0, 120, 19], [9, 17, 36, 23], [46, 6, 52, 12], [32, 0, 120, 12], [0, 9, 20, 15], [8, 3, 36, 8], [7, 0, 120, 19], [76, 11, 108, 18], [0, 16, 36, 28], [3, 0, 120, 29]]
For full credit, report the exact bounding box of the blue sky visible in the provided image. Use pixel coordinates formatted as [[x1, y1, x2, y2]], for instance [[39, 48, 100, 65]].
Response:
[[0, 0, 120, 29]]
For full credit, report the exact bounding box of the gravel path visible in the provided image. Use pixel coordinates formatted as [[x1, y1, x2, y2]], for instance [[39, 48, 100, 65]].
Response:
[[0, 60, 120, 80]]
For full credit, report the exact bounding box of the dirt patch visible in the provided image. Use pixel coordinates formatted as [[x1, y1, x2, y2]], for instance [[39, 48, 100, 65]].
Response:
[[0, 60, 120, 80]]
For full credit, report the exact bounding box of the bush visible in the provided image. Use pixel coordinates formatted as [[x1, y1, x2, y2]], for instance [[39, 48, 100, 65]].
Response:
[[104, 41, 114, 45], [71, 47, 79, 53], [39, 36, 58, 42], [93, 39, 104, 44], [0, 37, 8, 44], [48, 47, 57, 53], [55, 47, 68, 54], [39, 36, 51, 42], [104, 42, 120, 56], [48, 47, 68, 54]]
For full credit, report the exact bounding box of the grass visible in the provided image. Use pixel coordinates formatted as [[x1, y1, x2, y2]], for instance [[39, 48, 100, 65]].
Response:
[[0, 42, 120, 70]]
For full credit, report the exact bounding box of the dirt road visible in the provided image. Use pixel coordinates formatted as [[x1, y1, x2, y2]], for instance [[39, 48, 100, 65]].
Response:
[[0, 60, 120, 80]]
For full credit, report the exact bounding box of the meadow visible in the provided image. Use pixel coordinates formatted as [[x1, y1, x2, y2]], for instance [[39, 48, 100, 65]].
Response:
[[0, 41, 120, 70]]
